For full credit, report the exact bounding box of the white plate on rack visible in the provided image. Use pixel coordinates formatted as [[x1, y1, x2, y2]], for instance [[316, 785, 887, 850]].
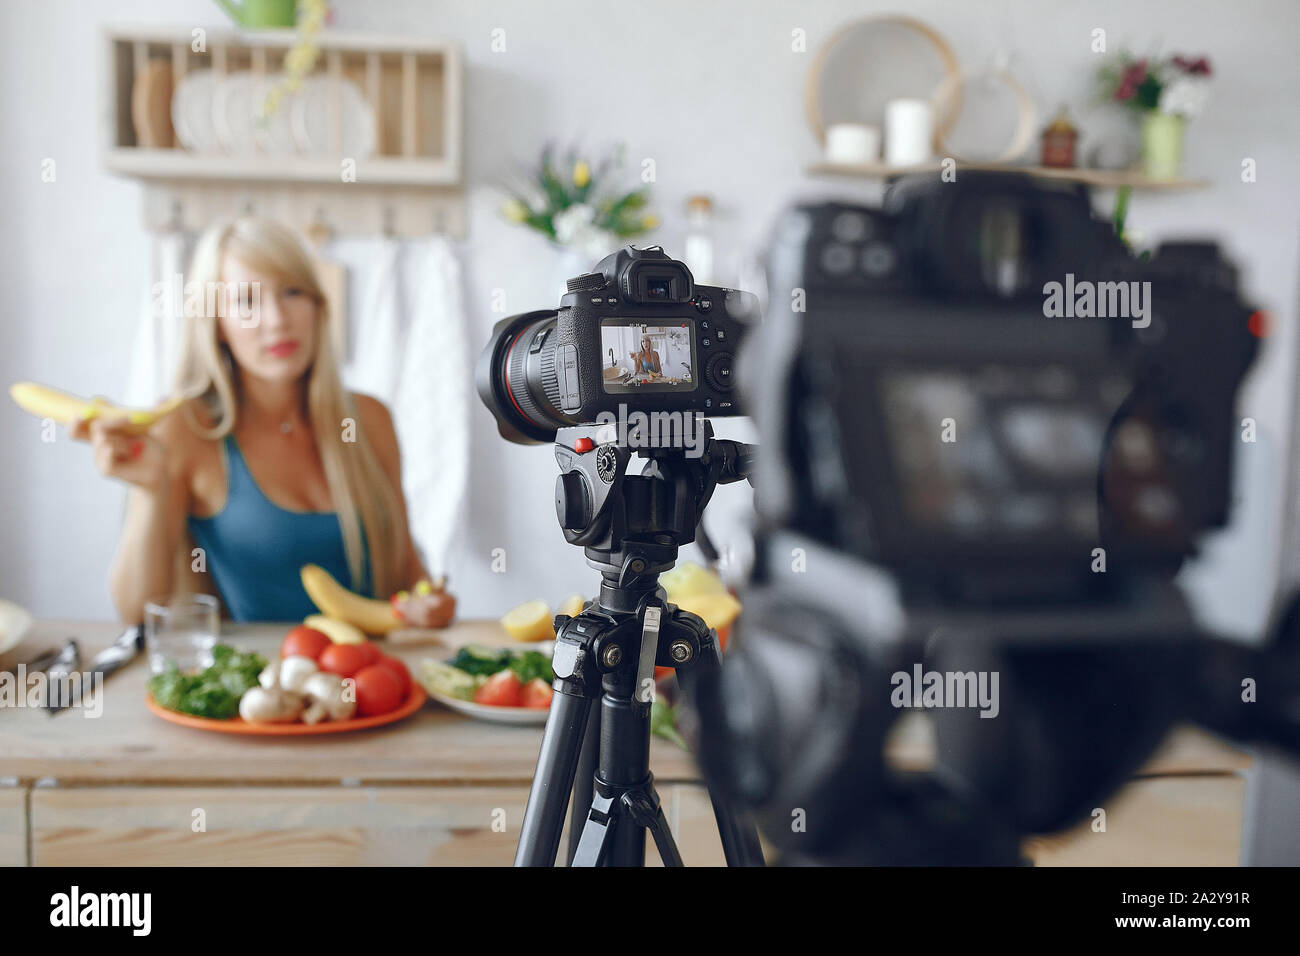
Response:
[[212, 72, 257, 155], [171, 69, 222, 153], [213, 72, 299, 156], [290, 75, 376, 158]]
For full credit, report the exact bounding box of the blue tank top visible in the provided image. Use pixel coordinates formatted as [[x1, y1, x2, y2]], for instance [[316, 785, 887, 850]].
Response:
[[187, 436, 371, 622]]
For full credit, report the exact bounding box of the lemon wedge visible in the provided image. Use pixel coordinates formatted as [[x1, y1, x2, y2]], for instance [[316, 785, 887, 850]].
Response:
[[501, 600, 556, 642]]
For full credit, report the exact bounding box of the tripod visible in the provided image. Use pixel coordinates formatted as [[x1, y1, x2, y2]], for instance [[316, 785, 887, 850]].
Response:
[[513, 421, 765, 866]]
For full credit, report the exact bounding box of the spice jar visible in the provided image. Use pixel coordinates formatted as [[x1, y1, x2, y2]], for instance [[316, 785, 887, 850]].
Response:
[[1041, 106, 1078, 168]]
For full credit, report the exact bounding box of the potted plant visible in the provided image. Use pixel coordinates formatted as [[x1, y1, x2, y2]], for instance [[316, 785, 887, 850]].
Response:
[[1097, 52, 1212, 180], [502, 144, 658, 286]]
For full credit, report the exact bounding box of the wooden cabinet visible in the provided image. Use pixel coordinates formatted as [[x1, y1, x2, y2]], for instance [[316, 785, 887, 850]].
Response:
[[31, 786, 524, 866], [28, 783, 728, 866], [0, 622, 1255, 867], [0, 786, 26, 866]]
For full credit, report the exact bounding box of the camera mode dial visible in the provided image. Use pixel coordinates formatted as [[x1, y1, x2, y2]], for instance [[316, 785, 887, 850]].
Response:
[[706, 352, 736, 391]]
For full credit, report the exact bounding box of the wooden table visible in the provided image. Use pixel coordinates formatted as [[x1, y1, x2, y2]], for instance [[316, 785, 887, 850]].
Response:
[[0, 620, 1254, 866]]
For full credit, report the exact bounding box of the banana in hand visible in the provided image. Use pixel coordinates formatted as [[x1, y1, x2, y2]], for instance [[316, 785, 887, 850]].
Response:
[[10, 382, 182, 436]]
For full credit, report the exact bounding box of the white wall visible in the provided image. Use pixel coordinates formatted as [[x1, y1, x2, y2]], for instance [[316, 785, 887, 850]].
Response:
[[2, 0, 1298, 634]]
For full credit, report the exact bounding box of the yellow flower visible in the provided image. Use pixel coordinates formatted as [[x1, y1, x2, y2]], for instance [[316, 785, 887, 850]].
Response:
[[641, 214, 660, 230], [503, 199, 529, 222], [573, 160, 591, 188]]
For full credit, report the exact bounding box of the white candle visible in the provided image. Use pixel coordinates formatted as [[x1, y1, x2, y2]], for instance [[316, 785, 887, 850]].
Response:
[[885, 98, 934, 166], [825, 123, 881, 165]]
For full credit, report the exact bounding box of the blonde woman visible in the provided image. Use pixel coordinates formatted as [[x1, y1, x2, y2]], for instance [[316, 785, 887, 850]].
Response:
[[71, 217, 440, 624]]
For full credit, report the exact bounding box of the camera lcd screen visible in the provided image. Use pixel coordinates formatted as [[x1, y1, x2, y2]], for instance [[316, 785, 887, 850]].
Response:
[[870, 367, 1111, 542], [600, 320, 697, 393]]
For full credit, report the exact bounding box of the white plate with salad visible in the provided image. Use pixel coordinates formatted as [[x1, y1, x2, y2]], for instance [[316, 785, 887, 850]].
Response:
[[418, 642, 555, 725]]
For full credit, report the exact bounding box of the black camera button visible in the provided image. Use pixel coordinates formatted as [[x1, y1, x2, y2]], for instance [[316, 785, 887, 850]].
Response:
[[831, 210, 871, 243], [821, 243, 854, 275], [706, 352, 735, 391], [861, 241, 896, 277], [556, 472, 592, 530], [695, 296, 713, 313], [589, 295, 605, 305], [701, 338, 711, 348]]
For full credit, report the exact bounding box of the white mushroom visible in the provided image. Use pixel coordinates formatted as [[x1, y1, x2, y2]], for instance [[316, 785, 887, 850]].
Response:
[[301, 671, 356, 722], [278, 656, 319, 693], [301, 698, 329, 725], [258, 656, 318, 693], [239, 686, 304, 724]]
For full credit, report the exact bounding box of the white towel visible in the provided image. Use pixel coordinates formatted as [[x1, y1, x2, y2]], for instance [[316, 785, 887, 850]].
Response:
[[347, 236, 406, 405], [124, 231, 188, 406], [393, 236, 470, 576]]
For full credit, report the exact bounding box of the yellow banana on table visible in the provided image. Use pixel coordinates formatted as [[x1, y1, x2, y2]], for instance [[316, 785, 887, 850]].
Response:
[[303, 614, 366, 645], [9, 382, 183, 436], [300, 563, 402, 634]]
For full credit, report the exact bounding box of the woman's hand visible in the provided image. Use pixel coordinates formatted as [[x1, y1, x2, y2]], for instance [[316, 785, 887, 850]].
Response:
[[68, 415, 168, 493]]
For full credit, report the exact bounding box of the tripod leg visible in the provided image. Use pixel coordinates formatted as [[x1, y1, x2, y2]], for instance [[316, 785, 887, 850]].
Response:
[[570, 779, 683, 867], [625, 789, 684, 867], [674, 620, 767, 867], [514, 691, 594, 866], [565, 702, 601, 865], [570, 787, 618, 866], [707, 788, 765, 866]]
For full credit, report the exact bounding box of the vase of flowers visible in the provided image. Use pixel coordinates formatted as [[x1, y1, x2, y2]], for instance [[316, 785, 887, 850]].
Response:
[[1098, 53, 1211, 180], [502, 145, 658, 292]]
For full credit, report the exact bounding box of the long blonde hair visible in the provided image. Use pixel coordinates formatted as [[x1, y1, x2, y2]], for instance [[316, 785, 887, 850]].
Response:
[[175, 217, 402, 597]]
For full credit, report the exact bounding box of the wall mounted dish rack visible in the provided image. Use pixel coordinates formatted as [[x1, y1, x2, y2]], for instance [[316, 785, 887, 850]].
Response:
[[103, 25, 465, 238]]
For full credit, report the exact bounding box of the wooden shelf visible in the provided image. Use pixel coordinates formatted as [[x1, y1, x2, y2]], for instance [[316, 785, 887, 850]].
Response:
[[104, 148, 458, 186], [102, 25, 465, 235], [808, 161, 1209, 191]]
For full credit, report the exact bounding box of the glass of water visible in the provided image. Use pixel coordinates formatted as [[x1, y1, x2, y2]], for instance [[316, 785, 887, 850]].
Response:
[[144, 594, 220, 674]]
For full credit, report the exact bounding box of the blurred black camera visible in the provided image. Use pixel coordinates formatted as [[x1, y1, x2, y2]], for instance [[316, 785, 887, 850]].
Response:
[[752, 172, 1257, 605], [477, 246, 759, 444], [690, 172, 1300, 865]]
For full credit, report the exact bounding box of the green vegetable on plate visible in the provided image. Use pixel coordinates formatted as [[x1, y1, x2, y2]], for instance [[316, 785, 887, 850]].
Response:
[[147, 644, 267, 719]]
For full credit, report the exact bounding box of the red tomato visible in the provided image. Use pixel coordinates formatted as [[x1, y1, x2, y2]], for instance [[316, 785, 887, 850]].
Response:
[[353, 665, 404, 717], [318, 643, 371, 679], [355, 641, 381, 667], [374, 655, 411, 697], [474, 670, 523, 708], [281, 626, 331, 662], [521, 678, 553, 709]]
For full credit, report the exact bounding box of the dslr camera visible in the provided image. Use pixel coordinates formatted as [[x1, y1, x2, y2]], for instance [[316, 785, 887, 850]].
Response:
[[477, 246, 759, 444], [750, 171, 1257, 603], [691, 171, 1292, 865]]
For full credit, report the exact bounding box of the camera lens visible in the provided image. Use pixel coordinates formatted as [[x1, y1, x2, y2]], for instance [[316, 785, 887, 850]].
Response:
[[476, 311, 572, 444]]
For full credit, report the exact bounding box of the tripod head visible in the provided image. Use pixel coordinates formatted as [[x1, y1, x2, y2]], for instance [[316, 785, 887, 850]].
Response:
[[553, 419, 753, 611]]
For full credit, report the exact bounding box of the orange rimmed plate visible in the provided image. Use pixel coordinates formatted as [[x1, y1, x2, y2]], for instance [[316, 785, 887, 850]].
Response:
[[145, 686, 426, 735]]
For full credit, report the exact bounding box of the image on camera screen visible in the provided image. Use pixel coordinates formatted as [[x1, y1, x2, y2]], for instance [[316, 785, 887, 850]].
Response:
[[600, 319, 696, 392]]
